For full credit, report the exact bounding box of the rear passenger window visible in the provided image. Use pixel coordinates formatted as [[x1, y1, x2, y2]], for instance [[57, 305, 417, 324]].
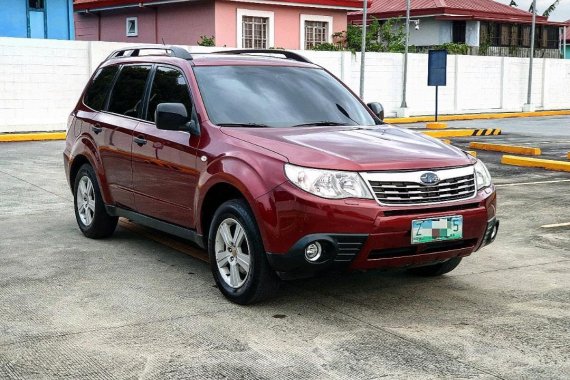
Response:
[[146, 66, 192, 123], [108, 65, 151, 118], [84, 65, 118, 111]]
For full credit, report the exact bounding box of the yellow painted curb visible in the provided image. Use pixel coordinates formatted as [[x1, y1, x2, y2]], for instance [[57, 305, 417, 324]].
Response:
[[423, 128, 501, 138], [467, 151, 477, 157], [0, 132, 66, 142], [426, 122, 447, 130], [469, 142, 541, 156], [568, 152, 570, 160], [501, 155, 570, 172], [385, 109, 570, 124], [440, 139, 451, 144]]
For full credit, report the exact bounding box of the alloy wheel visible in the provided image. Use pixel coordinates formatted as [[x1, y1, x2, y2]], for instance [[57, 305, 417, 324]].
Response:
[[214, 218, 252, 289]]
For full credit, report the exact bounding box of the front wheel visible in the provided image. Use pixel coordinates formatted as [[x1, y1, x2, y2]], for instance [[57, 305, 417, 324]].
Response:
[[407, 257, 463, 276], [208, 199, 280, 304]]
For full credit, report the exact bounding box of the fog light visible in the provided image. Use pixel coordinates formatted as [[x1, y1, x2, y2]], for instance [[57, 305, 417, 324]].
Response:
[[305, 242, 322, 262]]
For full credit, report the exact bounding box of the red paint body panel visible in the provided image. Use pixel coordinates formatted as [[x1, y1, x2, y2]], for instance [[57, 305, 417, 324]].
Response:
[[65, 52, 497, 275]]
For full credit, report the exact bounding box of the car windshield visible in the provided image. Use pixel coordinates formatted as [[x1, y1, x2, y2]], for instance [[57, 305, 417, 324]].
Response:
[[193, 66, 376, 128]]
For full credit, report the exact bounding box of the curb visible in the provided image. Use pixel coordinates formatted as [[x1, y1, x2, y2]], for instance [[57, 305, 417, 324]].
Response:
[[501, 155, 570, 172], [385, 109, 570, 124], [0, 132, 66, 142], [423, 129, 501, 138], [469, 142, 541, 156]]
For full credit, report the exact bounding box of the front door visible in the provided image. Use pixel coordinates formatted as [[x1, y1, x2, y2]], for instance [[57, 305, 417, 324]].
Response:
[[131, 65, 200, 228]]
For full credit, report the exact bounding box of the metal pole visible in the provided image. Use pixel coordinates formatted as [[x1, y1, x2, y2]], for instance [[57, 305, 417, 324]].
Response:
[[562, 26, 568, 59], [435, 86, 439, 122], [401, 0, 411, 108], [359, 0, 367, 99], [526, 0, 537, 107]]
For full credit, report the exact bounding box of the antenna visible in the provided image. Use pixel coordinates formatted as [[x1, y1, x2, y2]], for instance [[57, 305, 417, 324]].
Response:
[[162, 38, 166, 46]]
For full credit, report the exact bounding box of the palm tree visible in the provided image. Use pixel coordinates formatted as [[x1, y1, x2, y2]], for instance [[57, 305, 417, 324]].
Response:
[[528, 0, 562, 18]]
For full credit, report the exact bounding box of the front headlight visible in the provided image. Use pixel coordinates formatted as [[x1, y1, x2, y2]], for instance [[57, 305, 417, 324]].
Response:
[[474, 160, 492, 190], [284, 164, 373, 199]]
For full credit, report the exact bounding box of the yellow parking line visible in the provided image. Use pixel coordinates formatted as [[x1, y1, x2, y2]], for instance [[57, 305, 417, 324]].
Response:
[[467, 150, 477, 157], [440, 139, 451, 144], [423, 129, 475, 138], [469, 142, 541, 156], [385, 109, 570, 124], [423, 129, 501, 138], [426, 122, 447, 130], [0, 132, 66, 142], [501, 155, 570, 172]]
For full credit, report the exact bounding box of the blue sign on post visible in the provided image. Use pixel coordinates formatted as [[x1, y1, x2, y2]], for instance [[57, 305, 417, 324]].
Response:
[[428, 50, 448, 121]]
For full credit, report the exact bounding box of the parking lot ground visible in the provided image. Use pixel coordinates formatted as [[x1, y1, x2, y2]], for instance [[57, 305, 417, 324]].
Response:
[[1, 118, 569, 379]]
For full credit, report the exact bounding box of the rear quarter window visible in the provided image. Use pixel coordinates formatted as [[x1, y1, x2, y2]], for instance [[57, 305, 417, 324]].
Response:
[[83, 65, 119, 111]]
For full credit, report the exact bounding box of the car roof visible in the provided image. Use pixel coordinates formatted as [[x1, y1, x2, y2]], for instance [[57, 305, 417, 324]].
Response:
[[101, 52, 320, 69]]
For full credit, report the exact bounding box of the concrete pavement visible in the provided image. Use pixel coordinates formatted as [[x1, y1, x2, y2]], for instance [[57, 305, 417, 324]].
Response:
[[0, 130, 569, 378]]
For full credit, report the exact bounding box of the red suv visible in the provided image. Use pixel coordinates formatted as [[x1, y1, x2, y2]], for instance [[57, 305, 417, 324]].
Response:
[[64, 46, 498, 304]]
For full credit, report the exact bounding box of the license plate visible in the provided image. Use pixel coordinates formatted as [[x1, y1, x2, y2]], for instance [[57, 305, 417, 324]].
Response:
[[412, 216, 463, 244]]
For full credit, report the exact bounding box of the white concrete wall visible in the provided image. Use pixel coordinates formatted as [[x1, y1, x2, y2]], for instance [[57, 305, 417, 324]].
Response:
[[1, 37, 570, 133]]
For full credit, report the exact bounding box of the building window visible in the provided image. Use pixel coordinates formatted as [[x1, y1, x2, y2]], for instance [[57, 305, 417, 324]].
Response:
[[300, 15, 333, 50], [304, 21, 328, 49], [521, 25, 531, 47], [237, 9, 274, 49], [452, 21, 466, 44], [242, 16, 268, 48], [126, 17, 138, 37], [28, 0, 44, 10]]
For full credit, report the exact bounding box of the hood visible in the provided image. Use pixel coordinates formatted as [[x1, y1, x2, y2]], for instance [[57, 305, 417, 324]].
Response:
[[222, 125, 475, 171]]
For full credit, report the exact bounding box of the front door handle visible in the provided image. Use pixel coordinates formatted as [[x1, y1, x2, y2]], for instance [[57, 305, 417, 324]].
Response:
[[133, 135, 147, 147], [92, 125, 103, 135]]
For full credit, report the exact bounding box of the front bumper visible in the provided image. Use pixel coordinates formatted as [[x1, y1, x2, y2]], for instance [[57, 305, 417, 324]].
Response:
[[259, 182, 498, 276]]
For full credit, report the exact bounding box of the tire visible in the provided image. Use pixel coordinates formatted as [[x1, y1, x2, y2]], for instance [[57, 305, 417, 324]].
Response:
[[73, 164, 118, 239], [407, 257, 463, 276], [208, 199, 280, 305]]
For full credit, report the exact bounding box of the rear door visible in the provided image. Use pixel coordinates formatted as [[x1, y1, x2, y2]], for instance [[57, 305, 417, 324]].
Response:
[[98, 64, 152, 209], [131, 65, 200, 228]]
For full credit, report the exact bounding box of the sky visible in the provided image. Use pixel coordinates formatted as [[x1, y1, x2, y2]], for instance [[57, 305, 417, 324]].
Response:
[[495, 0, 570, 22]]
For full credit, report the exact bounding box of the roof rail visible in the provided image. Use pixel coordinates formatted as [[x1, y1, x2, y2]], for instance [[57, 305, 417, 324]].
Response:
[[215, 49, 312, 64], [106, 45, 193, 61]]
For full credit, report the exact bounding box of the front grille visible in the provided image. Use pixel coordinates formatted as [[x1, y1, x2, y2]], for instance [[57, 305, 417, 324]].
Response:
[[362, 166, 477, 206]]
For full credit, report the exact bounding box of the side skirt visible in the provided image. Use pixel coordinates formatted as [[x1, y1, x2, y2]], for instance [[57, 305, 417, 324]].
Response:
[[106, 205, 205, 249]]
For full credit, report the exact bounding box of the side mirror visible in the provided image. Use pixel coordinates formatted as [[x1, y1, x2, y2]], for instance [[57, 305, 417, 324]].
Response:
[[367, 102, 384, 122], [156, 103, 199, 135]]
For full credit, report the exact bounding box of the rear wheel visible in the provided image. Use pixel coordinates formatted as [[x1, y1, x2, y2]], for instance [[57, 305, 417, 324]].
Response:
[[73, 164, 118, 239], [208, 199, 280, 304], [407, 257, 463, 276]]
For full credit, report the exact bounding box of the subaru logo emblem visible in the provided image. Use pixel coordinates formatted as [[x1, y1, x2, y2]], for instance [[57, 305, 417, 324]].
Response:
[[420, 172, 440, 185]]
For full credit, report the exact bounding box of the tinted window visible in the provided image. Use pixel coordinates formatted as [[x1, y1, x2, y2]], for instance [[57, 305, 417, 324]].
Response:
[[108, 65, 151, 118], [84, 66, 118, 111], [193, 66, 375, 128], [146, 66, 192, 123]]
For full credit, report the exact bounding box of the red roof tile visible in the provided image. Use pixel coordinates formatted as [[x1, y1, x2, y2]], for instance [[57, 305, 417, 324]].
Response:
[[74, 0, 365, 11], [350, 0, 562, 25]]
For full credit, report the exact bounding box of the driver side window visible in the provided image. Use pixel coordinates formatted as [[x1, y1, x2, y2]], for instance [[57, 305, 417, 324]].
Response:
[[146, 66, 193, 123]]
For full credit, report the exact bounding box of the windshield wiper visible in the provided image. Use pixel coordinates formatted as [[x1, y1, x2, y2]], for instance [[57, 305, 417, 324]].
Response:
[[217, 123, 271, 128], [290, 121, 352, 127]]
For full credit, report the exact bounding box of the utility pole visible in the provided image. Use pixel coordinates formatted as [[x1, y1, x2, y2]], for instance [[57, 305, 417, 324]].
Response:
[[401, 0, 411, 109], [564, 26, 567, 59], [525, 0, 537, 112], [359, 0, 367, 99]]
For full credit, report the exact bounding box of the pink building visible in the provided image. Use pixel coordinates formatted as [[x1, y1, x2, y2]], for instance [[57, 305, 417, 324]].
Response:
[[74, 0, 364, 50]]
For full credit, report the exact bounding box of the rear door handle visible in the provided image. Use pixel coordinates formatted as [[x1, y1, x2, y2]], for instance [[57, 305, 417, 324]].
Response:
[[133, 135, 147, 147], [91, 125, 103, 135]]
